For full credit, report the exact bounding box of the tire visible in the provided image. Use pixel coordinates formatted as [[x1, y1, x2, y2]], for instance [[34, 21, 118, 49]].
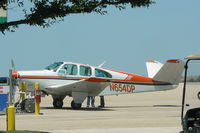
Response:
[[53, 99, 63, 109], [24, 99, 35, 113], [197, 91, 200, 100], [14, 102, 20, 107], [71, 100, 82, 110], [21, 98, 35, 113]]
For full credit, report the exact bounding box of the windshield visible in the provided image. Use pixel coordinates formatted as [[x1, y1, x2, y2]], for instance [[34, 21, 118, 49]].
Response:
[[45, 62, 63, 72]]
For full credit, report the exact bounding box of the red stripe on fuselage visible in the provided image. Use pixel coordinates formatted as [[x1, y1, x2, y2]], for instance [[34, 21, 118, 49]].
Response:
[[19, 75, 159, 84], [100, 68, 158, 83]]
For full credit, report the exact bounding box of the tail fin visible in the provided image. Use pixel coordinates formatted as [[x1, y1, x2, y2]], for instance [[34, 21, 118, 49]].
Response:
[[146, 60, 163, 78], [152, 59, 185, 85]]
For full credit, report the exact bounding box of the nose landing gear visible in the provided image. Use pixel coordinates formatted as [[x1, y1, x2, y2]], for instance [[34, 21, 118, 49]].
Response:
[[53, 98, 63, 109], [71, 100, 82, 110]]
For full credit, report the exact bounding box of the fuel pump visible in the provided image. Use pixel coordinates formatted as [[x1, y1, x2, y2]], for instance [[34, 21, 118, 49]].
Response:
[[35, 89, 41, 103]]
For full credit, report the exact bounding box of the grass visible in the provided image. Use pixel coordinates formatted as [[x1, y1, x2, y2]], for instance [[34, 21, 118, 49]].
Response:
[[0, 131, 48, 133]]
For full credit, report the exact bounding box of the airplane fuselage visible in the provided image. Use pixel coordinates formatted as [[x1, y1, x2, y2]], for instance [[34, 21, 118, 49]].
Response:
[[13, 60, 183, 109], [17, 62, 177, 96]]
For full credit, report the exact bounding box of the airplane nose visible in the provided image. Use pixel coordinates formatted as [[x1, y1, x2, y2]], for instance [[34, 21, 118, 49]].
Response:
[[12, 72, 18, 78]]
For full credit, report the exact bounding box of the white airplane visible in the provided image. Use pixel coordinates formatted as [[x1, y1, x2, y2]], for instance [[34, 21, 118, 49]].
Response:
[[12, 59, 185, 109]]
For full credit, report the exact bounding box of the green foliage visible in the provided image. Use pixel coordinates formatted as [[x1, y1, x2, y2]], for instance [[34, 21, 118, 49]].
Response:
[[197, 76, 200, 82], [0, 130, 47, 133], [185, 76, 200, 82], [0, 0, 7, 10], [0, 0, 154, 33]]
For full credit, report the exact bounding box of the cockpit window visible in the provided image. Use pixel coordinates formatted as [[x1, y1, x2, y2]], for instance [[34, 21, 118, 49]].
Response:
[[45, 62, 63, 72], [80, 66, 91, 76], [95, 68, 112, 78]]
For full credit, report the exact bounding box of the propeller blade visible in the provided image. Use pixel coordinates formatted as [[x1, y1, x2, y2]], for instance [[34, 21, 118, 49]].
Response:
[[11, 58, 16, 72]]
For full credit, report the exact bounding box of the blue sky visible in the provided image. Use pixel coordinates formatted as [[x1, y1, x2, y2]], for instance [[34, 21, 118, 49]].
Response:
[[0, 0, 200, 77]]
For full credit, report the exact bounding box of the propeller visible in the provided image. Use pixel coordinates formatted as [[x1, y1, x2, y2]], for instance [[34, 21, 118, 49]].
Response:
[[11, 58, 18, 79], [9, 58, 18, 106], [11, 58, 16, 72]]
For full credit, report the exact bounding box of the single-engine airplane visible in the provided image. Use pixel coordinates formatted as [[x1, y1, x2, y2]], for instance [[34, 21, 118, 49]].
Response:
[[12, 59, 185, 109]]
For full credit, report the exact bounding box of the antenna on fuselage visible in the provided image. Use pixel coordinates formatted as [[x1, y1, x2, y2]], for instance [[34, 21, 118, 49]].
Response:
[[98, 61, 106, 67]]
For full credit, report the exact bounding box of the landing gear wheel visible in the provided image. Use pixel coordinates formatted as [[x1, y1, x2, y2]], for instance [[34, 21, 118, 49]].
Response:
[[53, 99, 63, 109], [21, 98, 35, 113], [71, 100, 82, 110], [198, 91, 200, 100]]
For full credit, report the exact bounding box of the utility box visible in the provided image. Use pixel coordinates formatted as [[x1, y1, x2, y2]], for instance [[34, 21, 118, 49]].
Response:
[[0, 93, 8, 114], [0, 77, 9, 93], [0, 77, 9, 115]]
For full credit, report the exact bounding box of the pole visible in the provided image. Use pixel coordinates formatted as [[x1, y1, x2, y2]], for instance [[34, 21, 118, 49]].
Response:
[[22, 82, 26, 101], [9, 69, 14, 106], [7, 106, 15, 131], [7, 68, 15, 130], [35, 83, 40, 115]]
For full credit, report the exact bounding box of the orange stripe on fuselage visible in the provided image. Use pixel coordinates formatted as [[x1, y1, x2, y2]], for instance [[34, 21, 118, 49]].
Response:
[[101, 68, 158, 83], [86, 77, 108, 82], [125, 74, 157, 83], [19, 74, 158, 84]]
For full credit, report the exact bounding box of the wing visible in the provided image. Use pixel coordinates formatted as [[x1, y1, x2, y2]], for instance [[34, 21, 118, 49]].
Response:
[[45, 78, 110, 96]]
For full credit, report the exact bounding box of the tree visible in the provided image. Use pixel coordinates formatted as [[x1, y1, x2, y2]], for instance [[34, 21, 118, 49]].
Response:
[[0, 0, 154, 33], [197, 76, 200, 82]]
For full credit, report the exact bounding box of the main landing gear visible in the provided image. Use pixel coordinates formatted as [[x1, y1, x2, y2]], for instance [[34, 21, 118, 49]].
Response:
[[71, 100, 82, 110], [52, 98, 82, 109], [52, 92, 86, 110]]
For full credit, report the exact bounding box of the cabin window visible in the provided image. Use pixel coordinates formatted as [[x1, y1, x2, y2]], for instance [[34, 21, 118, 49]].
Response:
[[59, 64, 77, 75], [95, 69, 112, 78], [80, 66, 91, 76]]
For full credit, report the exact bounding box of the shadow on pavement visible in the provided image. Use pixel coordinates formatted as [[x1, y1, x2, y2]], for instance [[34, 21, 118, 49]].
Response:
[[153, 105, 181, 107], [40, 106, 114, 111], [40, 104, 181, 111]]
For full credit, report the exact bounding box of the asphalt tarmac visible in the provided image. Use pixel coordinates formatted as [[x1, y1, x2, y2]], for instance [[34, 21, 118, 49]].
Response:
[[1, 83, 199, 133]]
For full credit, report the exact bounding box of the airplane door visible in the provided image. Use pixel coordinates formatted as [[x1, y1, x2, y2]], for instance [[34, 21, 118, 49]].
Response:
[[58, 64, 78, 77]]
